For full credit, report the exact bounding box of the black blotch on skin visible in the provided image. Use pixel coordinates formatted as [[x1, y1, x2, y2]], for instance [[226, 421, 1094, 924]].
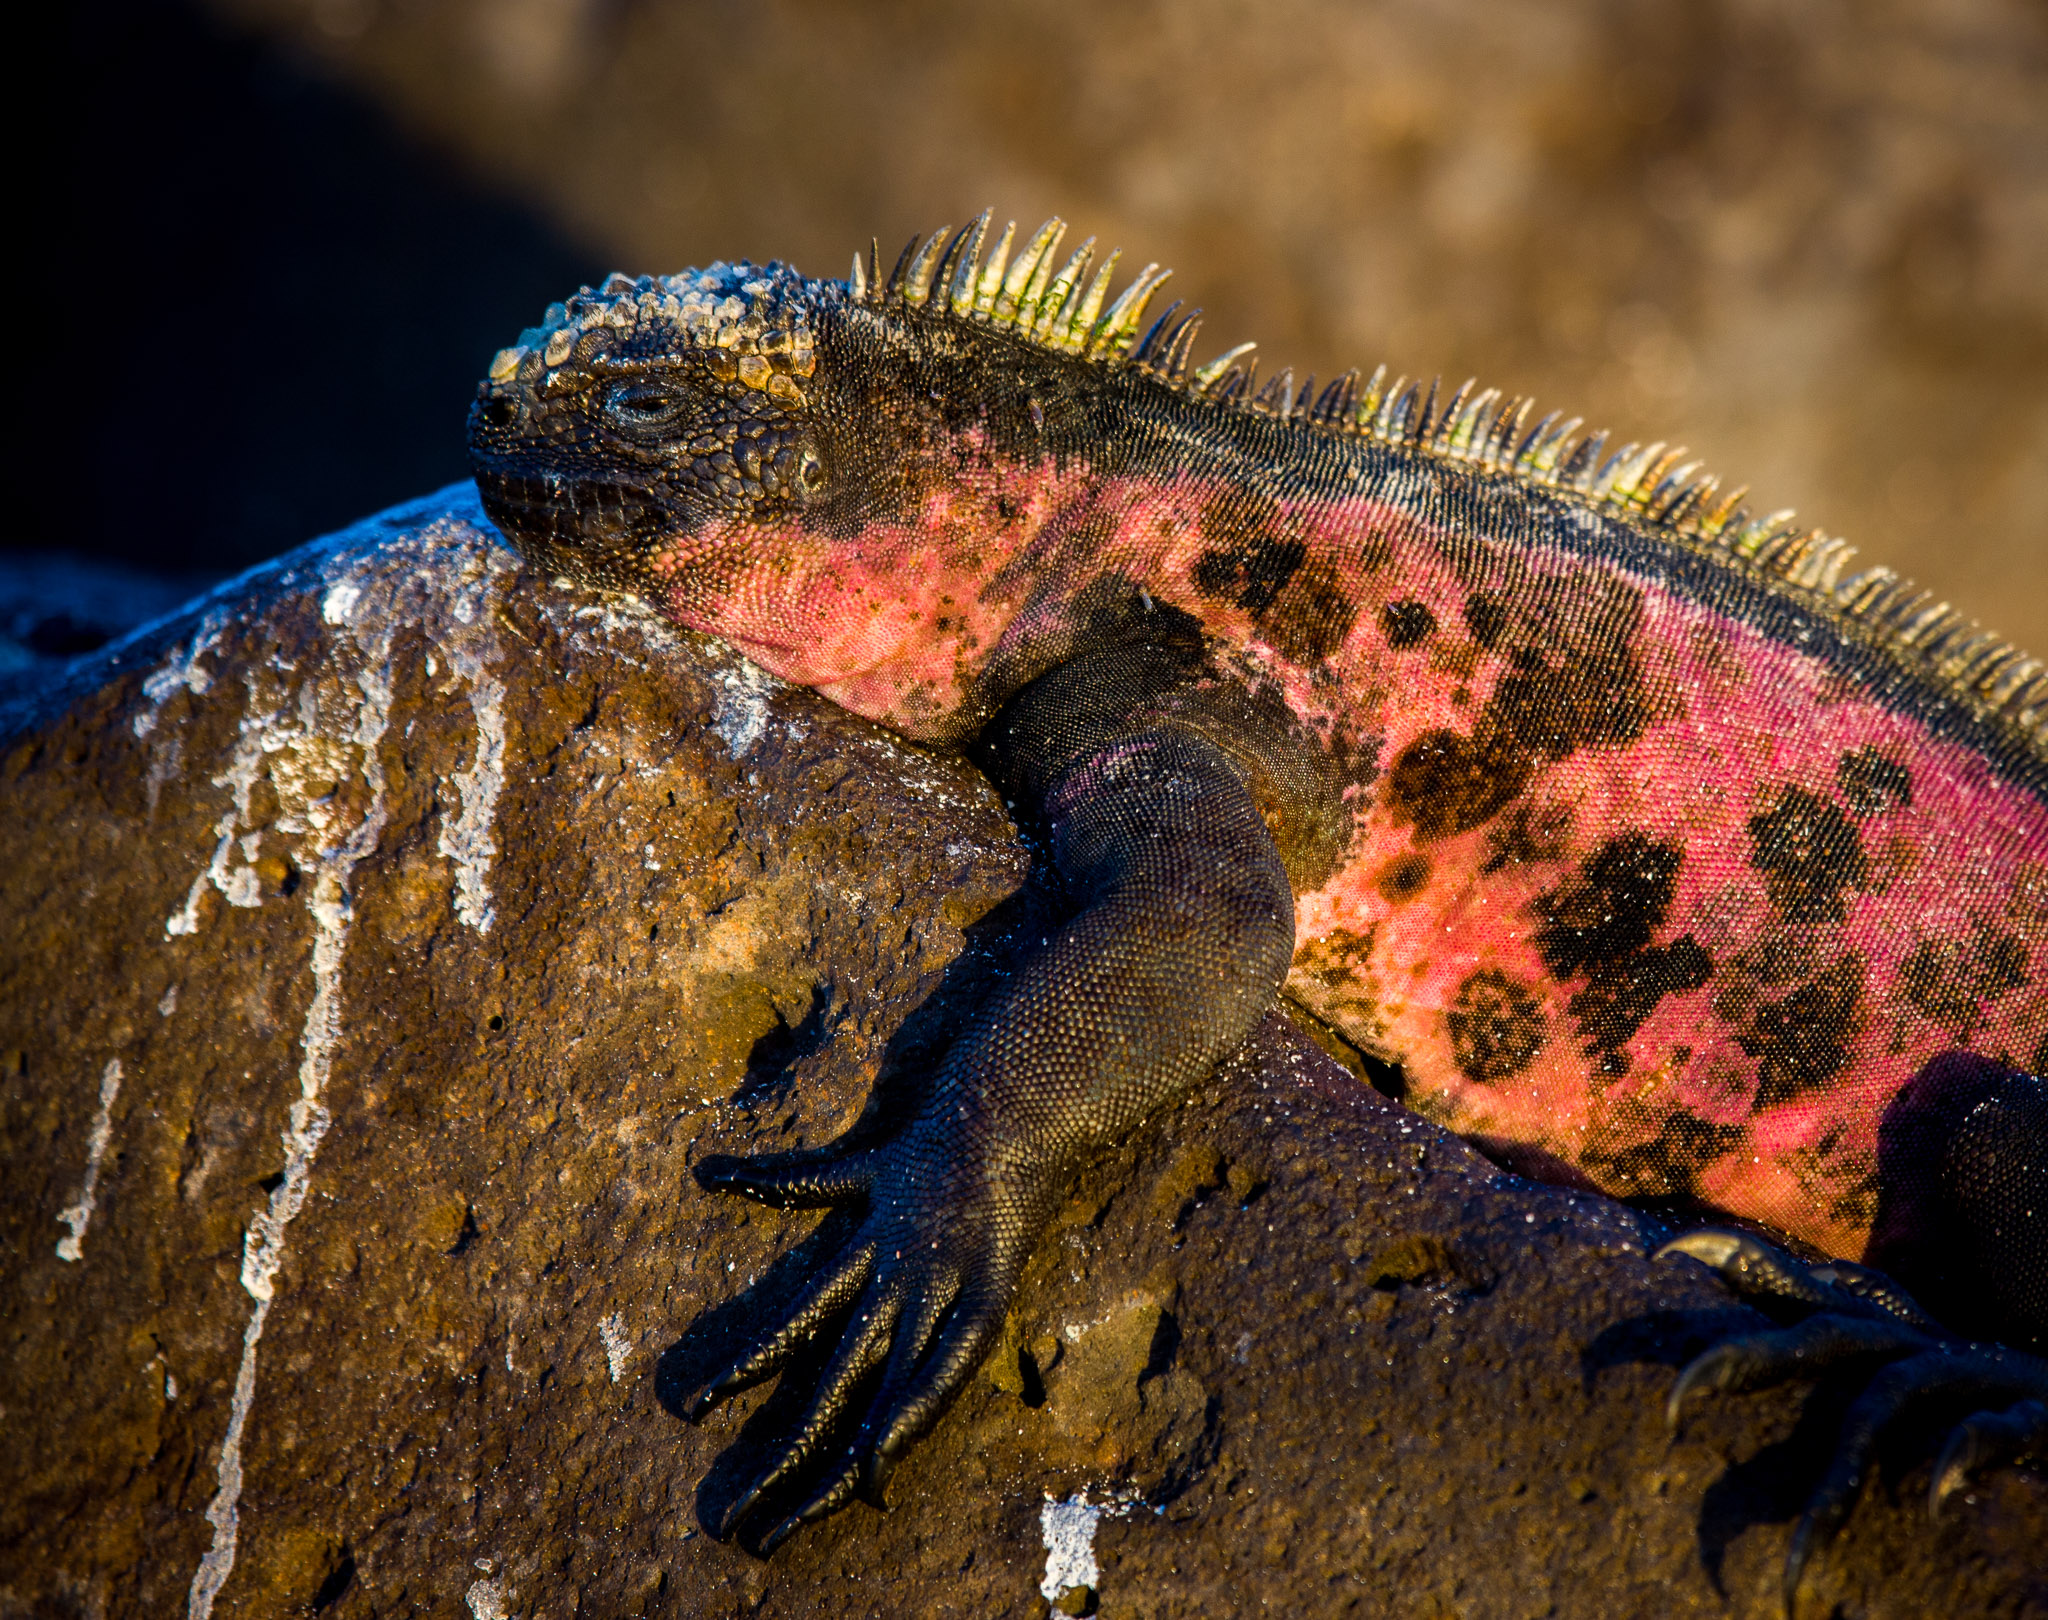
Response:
[[1384, 729, 1531, 842], [1569, 939, 1713, 1075], [1192, 492, 1355, 663], [1447, 968, 1547, 1083], [1376, 852, 1431, 903], [1464, 592, 1507, 649], [1836, 746, 1913, 817], [1739, 954, 1866, 1108], [1487, 646, 1648, 759], [1532, 834, 1685, 978], [1386, 578, 1651, 843], [1899, 928, 2029, 1041], [1749, 786, 1867, 924], [1592, 1111, 1742, 1198], [1380, 599, 1436, 649], [1193, 538, 1307, 615], [1263, 554, 1358, 665], [1533, 835, 1711, 1073]]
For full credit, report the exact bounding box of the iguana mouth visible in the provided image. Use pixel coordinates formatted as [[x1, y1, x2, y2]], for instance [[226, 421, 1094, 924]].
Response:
[[471, 467, 667, 579]]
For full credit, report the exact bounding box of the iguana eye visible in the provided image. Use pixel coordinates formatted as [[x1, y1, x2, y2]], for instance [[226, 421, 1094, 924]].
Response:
[[601, 380, 692, 433]]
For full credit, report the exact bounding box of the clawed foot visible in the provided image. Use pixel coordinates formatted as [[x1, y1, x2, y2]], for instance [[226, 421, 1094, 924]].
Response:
[[1657, 1229, 2048, 1615], [680, 1126, 1049, 1551]]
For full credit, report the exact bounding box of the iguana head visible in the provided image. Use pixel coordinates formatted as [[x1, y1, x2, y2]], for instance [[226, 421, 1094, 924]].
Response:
[[469, 216, 1183, 738], [467, 257, 835, 594]]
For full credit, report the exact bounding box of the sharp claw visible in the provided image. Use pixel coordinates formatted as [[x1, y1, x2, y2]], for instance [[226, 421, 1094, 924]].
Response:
[[1665, 1345, 1732, 1435], [862, 1457, 897, 1509], [757, 1512, 805, 1555], [1654, 1227, 1862, 1315], [716, 1477, 770, 1540], [694, 1144, 876, 1208], [1929, 1427, 1976, 1520], [1655, 1230, 1750, 1269], [1781, 1512, 1822, 1620], [1927, 1397, 2048, 1518]]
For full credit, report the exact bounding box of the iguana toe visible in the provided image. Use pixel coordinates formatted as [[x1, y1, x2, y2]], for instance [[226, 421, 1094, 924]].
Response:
[[1929, 1397, 2047, 1516], [1660, 1228, 2048, 1616]]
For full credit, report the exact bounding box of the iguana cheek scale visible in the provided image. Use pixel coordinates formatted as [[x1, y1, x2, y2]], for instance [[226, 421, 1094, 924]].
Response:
[[467, 213, 2048, 1576]]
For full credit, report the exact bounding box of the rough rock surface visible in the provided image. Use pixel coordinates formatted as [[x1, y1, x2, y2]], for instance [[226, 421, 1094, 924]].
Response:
[[3, 489, 2041, 1619]]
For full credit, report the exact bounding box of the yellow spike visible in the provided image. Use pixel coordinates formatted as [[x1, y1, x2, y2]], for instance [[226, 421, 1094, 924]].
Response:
[[901, 228, 950, 307], [1088, 264, 1170, 357], [1529, 417, 1583, 477], [974, 220, 1016, 317], [1019, 223, 1071, 327], [1604, 441, 1661, 501], [1353, 365, 1389, 428], [949, 210, 993, 317], [998, 218, 1065, 325], [1445, 385, 1495, 454], [1192, 341, 1257, 390], [1066, 248, 1122, 352], [1036, 237, 1097, 343], [1698, 484, 1749, 538]]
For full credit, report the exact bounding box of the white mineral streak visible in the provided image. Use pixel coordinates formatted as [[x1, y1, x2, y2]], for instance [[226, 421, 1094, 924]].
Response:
[[187, 538, 406, 1620], [165, 704, 284, 937], [53, 1059, 124, 1262], [433, 560, 510, 933], [465, 1576, 511, 1619], [710, 655, 778, 757], [1039, 1494, 1124, 1602], [134, 610, 227, 737], [599, 1311, 630, 1382]]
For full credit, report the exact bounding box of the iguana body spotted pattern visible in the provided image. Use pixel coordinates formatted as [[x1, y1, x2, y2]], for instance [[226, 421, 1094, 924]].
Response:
[[468, 213, 2048, 1584]]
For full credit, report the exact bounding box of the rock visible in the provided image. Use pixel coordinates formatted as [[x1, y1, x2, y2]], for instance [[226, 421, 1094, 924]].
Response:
[[2, 488, 2040, 1618]]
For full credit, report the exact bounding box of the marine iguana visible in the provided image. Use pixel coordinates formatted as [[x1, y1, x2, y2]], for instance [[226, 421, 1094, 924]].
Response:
[[466, 212, 2048, 1601]]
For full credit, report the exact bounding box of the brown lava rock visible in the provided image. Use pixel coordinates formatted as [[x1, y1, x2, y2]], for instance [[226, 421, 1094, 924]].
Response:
[[2, 490, 2041, 1618]]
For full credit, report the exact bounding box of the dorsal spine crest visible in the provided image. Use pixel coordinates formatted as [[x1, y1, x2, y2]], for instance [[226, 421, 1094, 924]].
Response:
[[851, 209, 2048, 754]]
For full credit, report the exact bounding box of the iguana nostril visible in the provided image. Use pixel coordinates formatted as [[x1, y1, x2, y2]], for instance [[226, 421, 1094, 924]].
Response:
[[477, 395, 519, 430]]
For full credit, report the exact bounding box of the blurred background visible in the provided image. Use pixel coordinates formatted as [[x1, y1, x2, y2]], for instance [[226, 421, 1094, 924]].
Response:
[[17, 0, 2046, 666]]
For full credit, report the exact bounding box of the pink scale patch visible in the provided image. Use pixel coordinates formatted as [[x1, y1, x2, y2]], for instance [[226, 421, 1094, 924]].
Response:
[[659, 442, 2048, 1264]]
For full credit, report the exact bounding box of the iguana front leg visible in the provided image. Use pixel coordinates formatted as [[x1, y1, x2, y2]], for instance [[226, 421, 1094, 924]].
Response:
[[682, 656, 1296, 1549]]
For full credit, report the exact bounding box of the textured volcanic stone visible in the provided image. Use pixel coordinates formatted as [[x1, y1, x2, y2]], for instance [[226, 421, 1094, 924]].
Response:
[[1, 489, 2040, 1619]]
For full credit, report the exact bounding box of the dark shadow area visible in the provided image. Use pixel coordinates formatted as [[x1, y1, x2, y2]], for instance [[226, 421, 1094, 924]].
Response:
[[1580, 1306, 1772, 1393], [1586, 1288, 2038, 1594], [33, 0, 603, 577], [1584, 1302, 1841, 1594], [1866, 1050, 2048, 1350], [1278, 993, 1410, 1101], [310, 1543, 356, 1612], [733, 984, 835, 1109], [1689, 1384, 1855, 1594]]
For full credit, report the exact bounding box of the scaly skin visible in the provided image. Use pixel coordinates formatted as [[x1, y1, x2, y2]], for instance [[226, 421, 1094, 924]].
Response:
[[468, 215, 2048, 1584]]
